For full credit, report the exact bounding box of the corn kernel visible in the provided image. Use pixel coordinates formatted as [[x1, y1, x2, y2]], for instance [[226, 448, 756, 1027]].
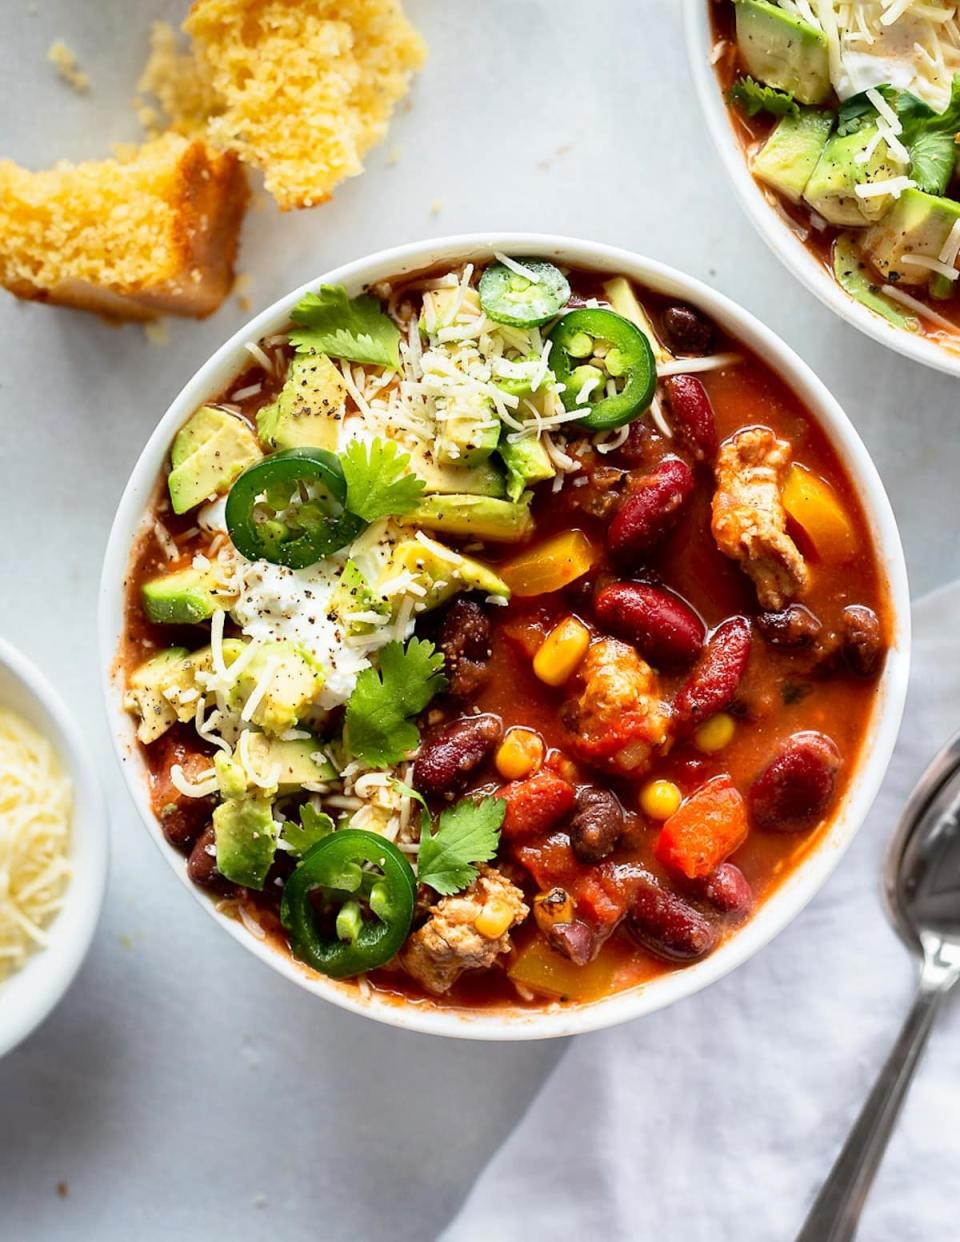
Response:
[[533, 616, 591, 687], [475, 898, 515, 940], [495, 728, 544, 780], [640, 779, 683, 821], [693, 712, 736, 754]]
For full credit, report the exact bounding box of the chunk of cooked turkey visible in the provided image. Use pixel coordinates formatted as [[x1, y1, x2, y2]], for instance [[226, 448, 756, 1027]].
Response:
[[563, 638, 671, 774], [399, 866, 528, 995], [712, 428, 809, 610]]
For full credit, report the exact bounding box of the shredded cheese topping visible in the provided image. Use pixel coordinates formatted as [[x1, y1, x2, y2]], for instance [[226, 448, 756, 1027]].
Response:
[[0, 708, 72, 981]]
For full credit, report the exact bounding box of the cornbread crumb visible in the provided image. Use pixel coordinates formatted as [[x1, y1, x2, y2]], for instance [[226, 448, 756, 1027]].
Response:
[[386, 146, 402, 166], [143, 320, 170, 346], [48, 40, 90, 93], [136, 22, 220, 138], [234, 271, 253, 311], [430, 198, 443, 216], [0, 133, 249, 320], [182, 0, 426, 210]]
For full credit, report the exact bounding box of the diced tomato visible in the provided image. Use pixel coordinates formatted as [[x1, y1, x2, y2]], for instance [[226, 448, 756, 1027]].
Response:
[[497, 770, 576, 841], [655, 775, 748, 880], [501, 616, 553, 660], [514, 833, 581, 890], [569, 873, 623, 928], [149, 731, 216, 852]]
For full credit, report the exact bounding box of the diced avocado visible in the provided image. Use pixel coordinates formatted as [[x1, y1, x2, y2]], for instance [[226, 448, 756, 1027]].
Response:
[[420, 286, 481, 333], [383, 534, 510, 609], [602, 276, 671, 363], [752, 109, 834, 204], [244, 733, 336, 790], [499, 437, 555, 502], [168, 408, 260, 515], [141, 564, 225, 625], [803, 125, 904, 227], [862, 188, 960, 285], [124, 647, 190, 744], [213, 795, 277, 890], [434, 391, 500, 467], [833, 233, 920, 330], [331, 560, 390, 635], [256, 353, 346, 452], [404, 494, 534, 544], [734, 0, 829, 106], [226, 641, 324, 735], [214, 749, 248, 800], [491, 354, 542, 400], [404, 441, 506, 498]]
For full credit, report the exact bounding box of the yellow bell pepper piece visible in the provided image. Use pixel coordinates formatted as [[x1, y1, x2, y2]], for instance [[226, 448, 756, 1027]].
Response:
[[499, 530, 598, 597], [508, 937, 626, 1002], [782, 464, 858, 563], [533, 616, 591, 687]]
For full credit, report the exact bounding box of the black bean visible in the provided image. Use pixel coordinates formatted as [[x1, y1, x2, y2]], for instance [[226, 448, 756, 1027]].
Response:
[[569, 785, 625, 863]]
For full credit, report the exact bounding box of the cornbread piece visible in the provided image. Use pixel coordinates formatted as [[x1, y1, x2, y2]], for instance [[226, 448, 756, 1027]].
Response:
[[0, 133, 249, 320], [182, 0, 426, 210]]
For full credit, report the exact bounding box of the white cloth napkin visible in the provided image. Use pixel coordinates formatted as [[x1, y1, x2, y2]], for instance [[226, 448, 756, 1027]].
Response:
[[442, 583, 960, 1242]]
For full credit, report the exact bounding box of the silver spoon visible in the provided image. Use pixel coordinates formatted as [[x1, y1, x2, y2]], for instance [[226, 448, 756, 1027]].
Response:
[[796, 728, 960, 1242]]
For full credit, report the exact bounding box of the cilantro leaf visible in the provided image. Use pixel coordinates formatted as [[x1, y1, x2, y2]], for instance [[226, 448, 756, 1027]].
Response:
[[910, 131, 956, 194], [417, 796, 506, 896], [281, 804, 334, 857], [728, 77, 798, 119], [340, 438, 426, 522], [289, 285, 401, 370], [344, 638, 447, 766]]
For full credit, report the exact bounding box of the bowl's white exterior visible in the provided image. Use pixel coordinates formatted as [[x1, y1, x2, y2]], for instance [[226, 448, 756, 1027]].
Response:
[[0, 636, 108, 1058], [99, 233, 910, 1040], [684, 0, 960, 377]]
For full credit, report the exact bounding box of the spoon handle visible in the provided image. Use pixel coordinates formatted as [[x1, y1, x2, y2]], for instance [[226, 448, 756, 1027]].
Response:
[[795, 973, 948, 1242]]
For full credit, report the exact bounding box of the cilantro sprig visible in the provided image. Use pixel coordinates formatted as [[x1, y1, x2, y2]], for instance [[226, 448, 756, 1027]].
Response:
[[417, 795, 506, 896], [728, 77, 798, 119], [290, 285, 401, 370], [344, 638, 447, 766], [281, 804, 334, 858], [341, 438, 426, 523]]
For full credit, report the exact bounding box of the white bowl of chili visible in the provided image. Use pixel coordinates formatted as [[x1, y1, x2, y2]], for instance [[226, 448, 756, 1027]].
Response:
[[684, 0, 960, 376], [99, 233, 909, 1040]]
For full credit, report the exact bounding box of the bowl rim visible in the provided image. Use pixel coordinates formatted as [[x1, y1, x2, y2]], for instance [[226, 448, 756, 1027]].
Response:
[[0, 634, 108, 1058], [98, 231, 910, 1041], [682, 0, 960, 378]]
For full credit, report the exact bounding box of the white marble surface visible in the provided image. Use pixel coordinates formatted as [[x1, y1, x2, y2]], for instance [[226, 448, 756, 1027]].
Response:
[[1, 2, 958, 1239]]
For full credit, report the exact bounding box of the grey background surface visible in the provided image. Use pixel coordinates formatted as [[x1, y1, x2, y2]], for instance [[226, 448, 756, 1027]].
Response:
[[0, 2, 957, 1239]]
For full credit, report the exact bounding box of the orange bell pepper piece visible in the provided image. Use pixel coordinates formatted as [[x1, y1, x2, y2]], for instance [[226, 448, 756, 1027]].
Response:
[[499, 530, 598, 597], [655, 775, 748, 880]]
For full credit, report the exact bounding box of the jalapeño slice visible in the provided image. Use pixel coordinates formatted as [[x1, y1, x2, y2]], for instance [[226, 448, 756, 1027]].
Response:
[[548, 307, 656, 431], [225, 448, 364, 569], [479, 259, 570, 327], [280, 829, 417, 978]]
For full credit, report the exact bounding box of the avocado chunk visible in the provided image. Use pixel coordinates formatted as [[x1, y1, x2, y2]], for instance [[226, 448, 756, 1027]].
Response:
[[245, 733, 335, 790], [803, 125, 904, 227], [434, 391, 501, 467], [256, 353, 346, 451], [602, 276, 671, 363], [833, 233, 920, 330], [862, 188, 960, 284], [403, 441, 506, 498], [225, 641, 324, 735], [331, 560, 390, 635], [420, 285, 481, 333], [213, 795, 278, 890], [124, 647, 191, 744], [734, 0, 829, 106], [499, 437, 555, 502], [168, 407, 260, 515], [752, 109, 834, 203], [383, 533, 510, 609], [404, 494, 534, 543], [142, 564, 228, 625]]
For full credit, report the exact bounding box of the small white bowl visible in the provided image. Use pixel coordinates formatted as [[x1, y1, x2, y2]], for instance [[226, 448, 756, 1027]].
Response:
[[99, 233, 910, 1040], [684, 0, 960, 377], [0, 636, 108, 1057]]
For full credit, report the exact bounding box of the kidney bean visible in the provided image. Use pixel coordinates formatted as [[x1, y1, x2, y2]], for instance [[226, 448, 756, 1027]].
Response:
[[662, 303, 715, 355], [414, 714, 503, 800], [594, 581, 705, 666], [187, 825, 225, 890], [627, 873, 719, 962], [673, 616, 752, 733], [568, 784, 625, 863], [695, 863, 754, 920], [607, 457, 695, 564], [757, 604, 823, 650], [839, 605, 884, 677], [620, 418, 663, 467], [547, 919, 597, 966], [438, 598, 491, 698], [499, 770, 576, 841], [663, 375, 719, 463], [750, 730, 842, 832]]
